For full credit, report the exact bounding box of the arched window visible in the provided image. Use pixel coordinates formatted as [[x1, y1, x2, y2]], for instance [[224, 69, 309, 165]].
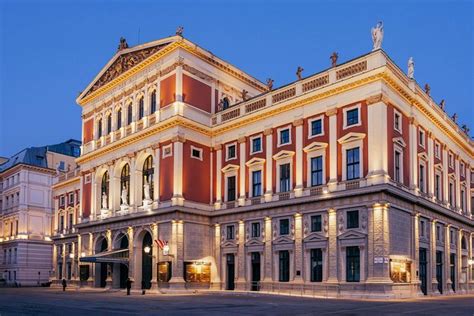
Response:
[[106, 114, 112, 134], [143, 156, 154, 200], [138, 97, 144, 120], [222, 97, 230, 110], [120, 164, 130, 204], [97, 118, 103, 138], [101, 171, 109, 197], [116, 109, 122, 129], [127, 104, 133, 125], [150, 91, 157, 114]]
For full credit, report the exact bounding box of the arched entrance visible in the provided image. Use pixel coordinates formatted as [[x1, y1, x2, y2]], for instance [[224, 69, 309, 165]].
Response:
[[95, 237, 108, 288], [141, 232, 152, 289], [112, 233, 129, 289]]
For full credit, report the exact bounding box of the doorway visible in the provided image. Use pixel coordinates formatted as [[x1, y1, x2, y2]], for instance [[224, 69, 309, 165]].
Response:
[[226, 254, 235, 290], [251, 252, 260, 291], [141, 232, 152, 289], [450, 253, 455, 292], [436, 250, 443, 294], [419, 248, 427, 295]]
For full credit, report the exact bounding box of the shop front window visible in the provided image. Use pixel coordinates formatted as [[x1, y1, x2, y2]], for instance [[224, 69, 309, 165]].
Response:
[[390, 259, 411, 283]]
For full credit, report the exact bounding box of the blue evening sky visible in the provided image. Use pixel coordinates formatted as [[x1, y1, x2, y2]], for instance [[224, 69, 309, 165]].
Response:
[[0, 0, 472, 157]]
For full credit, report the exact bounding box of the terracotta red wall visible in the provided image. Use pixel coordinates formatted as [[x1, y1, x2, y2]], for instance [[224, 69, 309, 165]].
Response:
[[160, 74, 176, 108], [303, 114, 330, 187], [160, 141, 174, 201], [336, 102, 368, 181], [82, 175, 91, 219], [387, 104, 410, 186], [182, 74, 212, 113], [182, 141, 211, 204], [83, 119, 94, 143]]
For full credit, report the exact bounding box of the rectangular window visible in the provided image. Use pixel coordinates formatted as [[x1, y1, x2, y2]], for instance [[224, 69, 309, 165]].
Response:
[[436, 225, 441, 241], [461, 188, 465, 211], [68, 213, 73, 228], [347, 210, 359, 229], [227, 144, 236, 160], [346, 108, 359, 126], [460, 163, 465, 177], [252, 170, 262, 197], [449, 153, 454, 168], [150, 92, 157, 113], [419, 130, 425, 147], [449, 182, 454, 206], [279, 163, 291, 192], [310, 215, 322, 232], [251, 137, 262, 153], [419, 164, 425, 193], [279, 129, 290, 145], [435, 143, 440, 158], [191, 147, 202, 160], [279, 218, 290, 235], [279, 250, 290, 282], [60, 215, 64, 231], [60, 196, 65, 206], [311, 156, 323, 186], [251, 222, 260, 238], [226, 225, 235, 240], [138, 98, 144, 120], [310, 248, 323, 282], [227, 176, 236, 202], [420, 220, 425, 237], [127, 105, 133, 125], [346, 148, 360, 180], [311, 119, 322, 136], [435, 174, 441, 200], [394, 112, 401, 131], [394, 151, 401, 182], [346, 246, 360, 282], [69, 193, 74, 204]]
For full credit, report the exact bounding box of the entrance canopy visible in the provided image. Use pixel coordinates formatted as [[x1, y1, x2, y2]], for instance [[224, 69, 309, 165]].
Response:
[[80, 249, 129, 264]]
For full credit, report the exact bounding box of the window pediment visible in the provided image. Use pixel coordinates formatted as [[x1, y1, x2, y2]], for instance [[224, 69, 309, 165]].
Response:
[[221, 164, 239, 173], [435, 163, 443, 171], [337, 132, 366, 144], [303, 232, 327, 242], [303, 142, 328, 153], [418, 152, 428, 160], [272, 236, 294, 245], [273, 150, 295, 161], [245, 157, 265, 167], [392, 137, 406, 148], [338, 230, 366, 240]]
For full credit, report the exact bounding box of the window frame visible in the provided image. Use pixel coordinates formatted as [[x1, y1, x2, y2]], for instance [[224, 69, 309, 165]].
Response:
[[226, 175, 237, 202], [346, 147, 360, 181], [419, 161, 426, 193], [162, 144, 173, 158], [418, 129, 425, 148], [308, 115, 324, 138], [190, 145, 203, 161], [346, 210, 359, 229], [251, 170, 262, 197], [226, 225, 235, 240], [278, 163, 291, 193], [310, 214, 322, 232], [250, 135, 263, 154], [277, 125, 292, 147], [343, 104, 361, 129], [279, 218, 290, 236], [251, 222, 261, 238], [225, 143, 237, 161], [393, 109, 402, 133], [310, 155, 324, 187]]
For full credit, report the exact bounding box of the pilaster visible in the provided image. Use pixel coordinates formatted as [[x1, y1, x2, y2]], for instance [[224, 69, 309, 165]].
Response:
[[430, 220, 439, 294], [262, 217, 272, 284], [169, 220, 185, 289], [172, 136, 185, 206], [366, 203, 391, 283], [427, 133, 435, 197], [211, 224, 222, 289], [235, 220, 246, 289], [409, 117, 418, 191], [150, 223, 159, 291], [238, 137, 246, 206], [294, 213, 303, 282], [367, 101, 388, 184], [294, 119, 304, 196], [327, 109, 338, 191], [264, 129, 273, 201], [215, 145, 222, 209], [326, 208, 338, 283], [442, 145, 449, 203]]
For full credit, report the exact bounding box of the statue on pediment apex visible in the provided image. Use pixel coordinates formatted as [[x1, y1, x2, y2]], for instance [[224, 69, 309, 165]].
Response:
[[118, 37, 129, 51], [371, 21, 384, 51]]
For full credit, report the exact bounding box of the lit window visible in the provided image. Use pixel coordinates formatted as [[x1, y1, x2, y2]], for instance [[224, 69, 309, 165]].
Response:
[[346, 108, 359, 126], [390, 260, 411, 283], [279, 129, 290, 145]]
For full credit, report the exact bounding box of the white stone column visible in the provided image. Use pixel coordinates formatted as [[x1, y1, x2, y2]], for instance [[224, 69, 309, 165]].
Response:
[[238, 137, 246, 206], [127, 227, 135, 283], [467, 168, 472, 217], [327, 208, 338, 283], [413, 213, 421, 292], [427, 132, 435, 197], [52, 245, 58, 281], [430, 220, 438, 294], [150, 223, 158, 291], [442, 145, 449, 203], [294, 119, 304, 196], [215, 145, 222, 208], [91, 171, 97, 220], [169, 220, 185, 289], [212, 224, 222, 289], [294, 213, 303, 282], [264, 129, 273, 201], [445, 225, 452, 293], [455, 157, 461, 210], [367, 99, 388, 185], [153, 145, 160, 205], [236, 220, 245, 289], [78, 175, 84, 221], [409, 118, 418, 190], [262, 217, 272, 285], [172, 136, 184, 206], [327, 109, 338, 191], [128, 154, 137, 210], [175, 59, 183, 103]]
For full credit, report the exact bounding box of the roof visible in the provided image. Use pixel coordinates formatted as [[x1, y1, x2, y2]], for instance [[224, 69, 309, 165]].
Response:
[[0, 139, 81, 174]]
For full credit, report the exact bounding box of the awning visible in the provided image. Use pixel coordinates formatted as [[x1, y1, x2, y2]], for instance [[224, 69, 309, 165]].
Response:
[[80, 249, 129, 264]]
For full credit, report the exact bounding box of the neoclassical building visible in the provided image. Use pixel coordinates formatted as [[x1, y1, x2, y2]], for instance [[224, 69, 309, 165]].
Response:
[[0, 139, 81, 285], [57, 31, 473, 297]]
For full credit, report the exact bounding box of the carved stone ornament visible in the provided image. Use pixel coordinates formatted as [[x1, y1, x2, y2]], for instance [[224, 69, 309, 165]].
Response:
[[338, 213, 345, 233], [84, 43, 169, 98]]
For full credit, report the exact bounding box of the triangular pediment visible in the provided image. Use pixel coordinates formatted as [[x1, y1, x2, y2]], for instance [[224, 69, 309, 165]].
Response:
[[221, 240, 237, 248], [418, 152, 428, 161], [245, 239, 264, 247], [221, 164, 240, 173], [303, 142, 328, 153], [339, 230, 366, 239], [273, 150, 295, 160], [273, 236, 294, 244], [393, 137, 407, 148], [337, 132, 366, 144], [303, 232, 327, 242], [246, 157, 265, 167], [79, 38, 175, 101]]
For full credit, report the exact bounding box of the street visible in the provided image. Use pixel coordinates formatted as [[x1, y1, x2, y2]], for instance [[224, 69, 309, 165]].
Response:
[[0, 287, 473, 315]]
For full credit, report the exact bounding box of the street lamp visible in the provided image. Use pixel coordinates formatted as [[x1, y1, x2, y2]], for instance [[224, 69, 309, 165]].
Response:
[[69, 253, 75, 259], [143, 245, 151, 254]]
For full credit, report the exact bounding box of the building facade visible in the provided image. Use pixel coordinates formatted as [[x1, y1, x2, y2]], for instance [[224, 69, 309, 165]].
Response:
[[65, 34, 472, 297], [0, 140, 81, 286]]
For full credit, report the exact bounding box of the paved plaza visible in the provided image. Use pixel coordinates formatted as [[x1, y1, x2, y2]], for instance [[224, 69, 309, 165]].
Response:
[[0, 288, 473, 315]]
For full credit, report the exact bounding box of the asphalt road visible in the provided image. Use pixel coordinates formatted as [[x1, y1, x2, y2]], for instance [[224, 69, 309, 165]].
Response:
[[0, 287, 473, 315]]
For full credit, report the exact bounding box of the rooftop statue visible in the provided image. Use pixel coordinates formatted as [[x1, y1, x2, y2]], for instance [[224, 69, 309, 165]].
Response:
[[461, 124, 470, 134], [407, 57, 415, 79], [424, 83, 431, 96], [266, 78, 274, 91], [118, 37, 129, 51], [452, 113, 458, 123], [296, 66, 304, 80], [330, 52, 338, 67], [242, 89, 248, 101], [176, 26, 184, 37], [439, 99, 446, 110], [371, 21, 384, 51]]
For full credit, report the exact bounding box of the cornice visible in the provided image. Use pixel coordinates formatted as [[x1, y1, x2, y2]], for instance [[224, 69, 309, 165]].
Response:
[[51, 176, 80, 190]]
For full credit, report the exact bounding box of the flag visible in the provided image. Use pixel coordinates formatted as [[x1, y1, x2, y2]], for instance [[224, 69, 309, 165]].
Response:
[[154, 239, 167, 249]]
